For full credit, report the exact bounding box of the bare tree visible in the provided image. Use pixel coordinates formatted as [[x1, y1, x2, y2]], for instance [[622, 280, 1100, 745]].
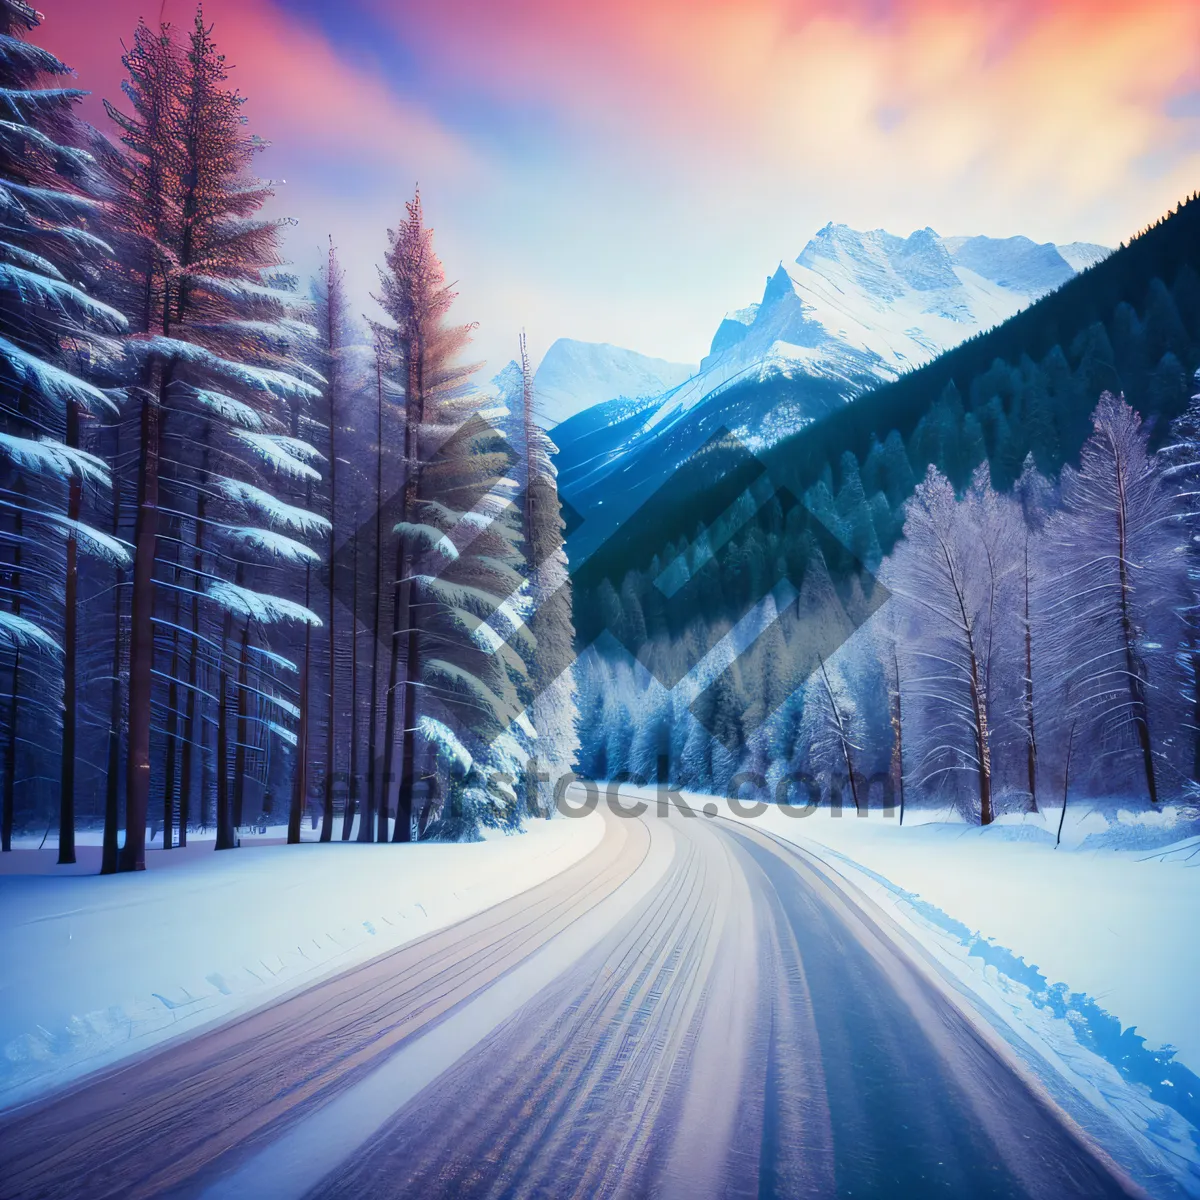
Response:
[[799, 653, 864, 813], [887, 465, 1019, 824], [1014, 455, 1055, 811], [1041, 394, 1175, 805]]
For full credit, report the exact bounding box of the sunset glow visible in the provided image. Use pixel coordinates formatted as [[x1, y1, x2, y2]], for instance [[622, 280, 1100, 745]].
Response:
[[39, 0, 1200, 369]]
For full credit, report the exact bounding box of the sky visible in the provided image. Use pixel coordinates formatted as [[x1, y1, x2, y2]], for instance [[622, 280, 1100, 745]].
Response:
[[40, 0, 1200, 376]]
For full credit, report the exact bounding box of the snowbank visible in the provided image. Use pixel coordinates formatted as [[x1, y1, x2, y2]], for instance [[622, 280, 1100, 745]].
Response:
[[0, 815, 604, 1110], [710, 795, 1200, 1197]]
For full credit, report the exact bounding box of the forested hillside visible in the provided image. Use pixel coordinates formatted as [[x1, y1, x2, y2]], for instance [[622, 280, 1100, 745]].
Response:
[[573, 194, 1200, 818]]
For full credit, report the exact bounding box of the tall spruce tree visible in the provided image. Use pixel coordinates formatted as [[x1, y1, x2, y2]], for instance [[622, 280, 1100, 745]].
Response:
[[374, 193, 533, 840], [0, 0, 128, 859], [109, 8, 321, 868]]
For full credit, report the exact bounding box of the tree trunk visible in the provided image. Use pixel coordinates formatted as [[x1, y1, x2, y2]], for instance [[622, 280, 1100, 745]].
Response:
[[890, 649, 905, 826], [943, 542, 992, 825], [232, 619, 250, 829], [392, 577, 418, 844], [343, 527, 359, 841], [120, 383, 164, 872], [1, 479, 21, 854], [161, 581, 182, 851], [288, 569, 313, 845], [322, 257, 338, 844], [1023, 541, 1038, 812], [101, 429, 124, 875], [367, 354, 385, 843], [1056, 719, 1077, 848], [215, 617, 234, 851], [2, 644, 16, 853], [1192, 645, 1200, 783], [1114, 452, 1158, 803], [390, 346, 422, 845], [57, 400, 81, 864], [970, 661, 992, 825], [178, 446, 211, 849]]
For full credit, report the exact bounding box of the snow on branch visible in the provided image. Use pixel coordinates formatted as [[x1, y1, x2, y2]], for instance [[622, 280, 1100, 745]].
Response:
[[232, 431, 322, 481], [417, 715, 473, 778], [393, 520, 459, 563], [0, 610, 59, 654], [133, 337, 321, 401], [0, 240, 64, 279], [0, 263, 127, 332], [0, 433, 110, 485], [188, 387, 264, 430], [0, 334, 116, 412], [221, 525, 320, 565], [46, 515, 131, 565], [205, 580, 322, 627], [249, 644, 299, 674], [187, 274, 310, 312], [268, 721, 298, 747], [215, 477, 330, 535]]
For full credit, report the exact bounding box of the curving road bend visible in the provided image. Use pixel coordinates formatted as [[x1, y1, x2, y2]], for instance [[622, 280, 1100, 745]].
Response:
[[0, 790, 1147, 1200]]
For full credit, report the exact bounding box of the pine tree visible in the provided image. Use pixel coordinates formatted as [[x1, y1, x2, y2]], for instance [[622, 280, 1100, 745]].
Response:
[[374, 192, 531, 840], [110, 7, 322, 868], [0, 0, 129, 857], [512, 335, 579, 812]]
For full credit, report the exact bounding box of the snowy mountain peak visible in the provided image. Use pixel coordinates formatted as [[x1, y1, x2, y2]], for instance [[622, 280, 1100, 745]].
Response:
[[556, 222, 1111, 558], [1057, 241, 1111, 273], [762, 263, 797, 307], [531, 338, 695, 428]]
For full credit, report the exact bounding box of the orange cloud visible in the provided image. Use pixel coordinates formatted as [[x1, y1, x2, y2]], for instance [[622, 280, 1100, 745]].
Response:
[[376, 0, 1200, 233]]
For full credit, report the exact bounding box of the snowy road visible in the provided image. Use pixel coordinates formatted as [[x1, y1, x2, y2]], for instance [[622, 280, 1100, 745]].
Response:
[[0, 794, 1147, 1200]]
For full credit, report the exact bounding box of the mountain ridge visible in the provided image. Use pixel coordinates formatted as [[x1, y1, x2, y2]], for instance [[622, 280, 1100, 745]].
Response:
[[556, 223, 1108, 560]]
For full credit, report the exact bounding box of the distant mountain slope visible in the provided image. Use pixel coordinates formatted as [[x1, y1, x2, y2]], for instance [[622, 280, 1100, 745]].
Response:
[[532, 338, 694, 428], [559, 224, 1108, 561], [569, 194, 1200, 613]]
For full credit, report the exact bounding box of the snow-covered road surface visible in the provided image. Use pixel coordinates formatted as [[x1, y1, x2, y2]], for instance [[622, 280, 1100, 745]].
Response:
[[0, 795, 1157, 1199]]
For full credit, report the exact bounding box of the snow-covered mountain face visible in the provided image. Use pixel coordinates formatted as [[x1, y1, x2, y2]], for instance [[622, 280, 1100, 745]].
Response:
[[651, 225, 1109, 439], [555, 224, 1108, 560], [532, 338, 695, 428]]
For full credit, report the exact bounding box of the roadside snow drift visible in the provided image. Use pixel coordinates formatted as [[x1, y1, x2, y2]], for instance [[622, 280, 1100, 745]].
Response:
[[0, 816, 603, 1110]]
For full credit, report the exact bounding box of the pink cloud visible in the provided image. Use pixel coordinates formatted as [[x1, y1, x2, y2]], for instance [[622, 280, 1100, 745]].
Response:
[[39, 0, 474, 176]]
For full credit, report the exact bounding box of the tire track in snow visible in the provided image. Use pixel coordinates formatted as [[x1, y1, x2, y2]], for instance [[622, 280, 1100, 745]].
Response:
[[0, 809, 644, 1200]]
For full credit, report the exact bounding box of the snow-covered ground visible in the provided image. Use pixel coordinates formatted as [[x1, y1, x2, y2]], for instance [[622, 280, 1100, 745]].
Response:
[[710, 795, 1200, 1196], [0, 815, 604, 1110]]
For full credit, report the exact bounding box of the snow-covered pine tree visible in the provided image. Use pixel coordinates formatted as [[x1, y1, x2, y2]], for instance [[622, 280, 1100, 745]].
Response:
[[362, 337, 387, 842], [1041, 393, 1177, 806], [0, 0, 129, 857], [293, 238, 351, 843], [108, 7, 322, 868], [510, 334, 578, 814], [374, 192, 535, 840]]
